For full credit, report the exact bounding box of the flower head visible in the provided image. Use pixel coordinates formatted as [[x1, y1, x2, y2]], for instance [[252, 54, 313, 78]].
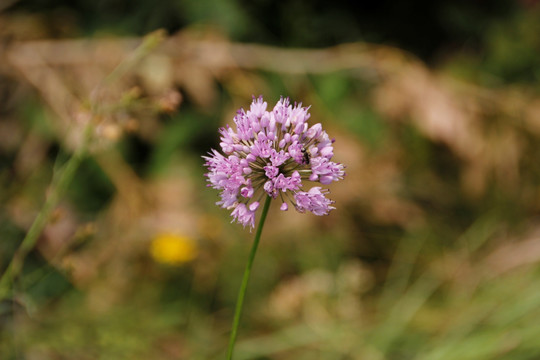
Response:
[[203, 96, 345, 228], [150, 233, 198, 265]]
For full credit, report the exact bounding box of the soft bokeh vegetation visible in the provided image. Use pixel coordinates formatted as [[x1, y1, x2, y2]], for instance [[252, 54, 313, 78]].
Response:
[[1, 1, 540, 359]]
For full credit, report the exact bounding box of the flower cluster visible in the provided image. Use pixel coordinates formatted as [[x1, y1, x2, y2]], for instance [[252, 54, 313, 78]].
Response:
[[203, 96, 345, 228]]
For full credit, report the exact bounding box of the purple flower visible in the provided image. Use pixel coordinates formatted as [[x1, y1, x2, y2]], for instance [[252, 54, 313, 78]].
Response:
[[203, 96, 345, 228]]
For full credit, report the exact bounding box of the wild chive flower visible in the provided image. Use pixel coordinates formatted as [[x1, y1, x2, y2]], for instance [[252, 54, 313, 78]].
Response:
[[203, 96, 345, 228]]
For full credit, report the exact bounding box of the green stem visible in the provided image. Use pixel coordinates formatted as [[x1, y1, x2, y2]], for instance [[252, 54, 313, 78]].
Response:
[[0, 126, 91, 300], [226, 196, 272, 360], [0, 31, 163, 301]]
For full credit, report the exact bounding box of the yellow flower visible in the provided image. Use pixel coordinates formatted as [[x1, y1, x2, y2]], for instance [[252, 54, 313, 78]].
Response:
[[150, 233, 198, 265]]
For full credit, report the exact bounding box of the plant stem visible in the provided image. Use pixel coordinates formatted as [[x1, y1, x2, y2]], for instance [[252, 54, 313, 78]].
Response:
[[0, 30, 163, 301], [0, 125, 91, 301], [226, 196, 272, 360]]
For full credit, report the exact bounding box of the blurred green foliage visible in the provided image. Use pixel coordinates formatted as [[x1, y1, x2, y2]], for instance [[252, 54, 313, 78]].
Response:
[[2, 0, 540, 359]]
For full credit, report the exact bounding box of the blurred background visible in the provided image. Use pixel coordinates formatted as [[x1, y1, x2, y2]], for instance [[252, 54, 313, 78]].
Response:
[[1, 0, 540, 359]]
